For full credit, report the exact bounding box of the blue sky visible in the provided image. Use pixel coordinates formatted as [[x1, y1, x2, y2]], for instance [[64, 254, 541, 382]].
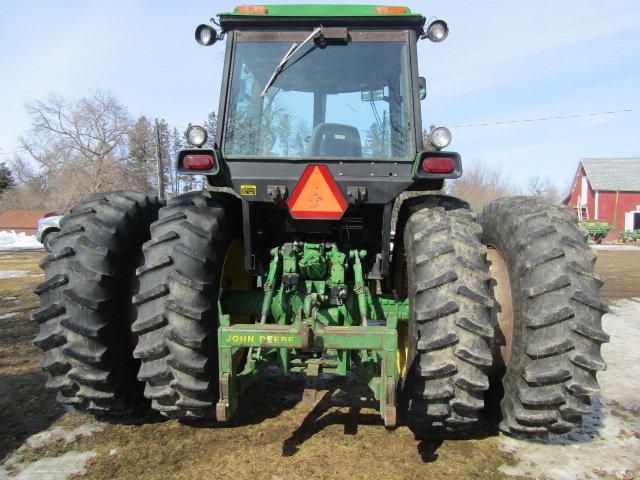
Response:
[[0, 0, 638, 190]]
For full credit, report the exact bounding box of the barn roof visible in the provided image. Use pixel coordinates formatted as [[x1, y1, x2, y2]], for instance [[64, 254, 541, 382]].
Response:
[[581, 157, 640, 192]]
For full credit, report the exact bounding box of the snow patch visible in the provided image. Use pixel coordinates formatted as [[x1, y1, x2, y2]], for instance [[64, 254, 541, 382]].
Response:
[[0, 312, 18, 320], [591, 244, 640, 251], [8, 451, 97, 480], [0, 231, 43, 251], [0, 270, 28, 280], [499, 298, 640, 480], [24, 422, 105, 450], [1, 421, 105, 479]]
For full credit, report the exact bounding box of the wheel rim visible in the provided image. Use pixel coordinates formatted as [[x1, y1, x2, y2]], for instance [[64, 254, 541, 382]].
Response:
[[394, 242, 409, 377], [396, 322, 409, 377], [220, 239, 251, 324], [487, 247, 514, 367], [220, 239, 252, 372]]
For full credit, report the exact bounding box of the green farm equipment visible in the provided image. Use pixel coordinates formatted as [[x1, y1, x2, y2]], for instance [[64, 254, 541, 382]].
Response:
[[581, 220, 614, 243], [33, 4, 609, 436], [620, 229, 640, 243]]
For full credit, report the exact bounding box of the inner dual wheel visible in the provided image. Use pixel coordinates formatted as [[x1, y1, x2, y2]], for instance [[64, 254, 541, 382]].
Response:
[[132, 191, 247, 419], [398, 198, 494, 428]]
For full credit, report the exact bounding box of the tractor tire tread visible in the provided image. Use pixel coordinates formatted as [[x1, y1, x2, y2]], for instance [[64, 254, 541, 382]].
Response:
[[133, 190, 236, 419], [480, 196, 608, 436], [403, 206, 493, 429], [33, 191, 161, 415]]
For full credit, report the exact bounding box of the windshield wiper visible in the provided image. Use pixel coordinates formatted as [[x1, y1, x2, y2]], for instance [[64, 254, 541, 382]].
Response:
[[260, 27, 322, 98]]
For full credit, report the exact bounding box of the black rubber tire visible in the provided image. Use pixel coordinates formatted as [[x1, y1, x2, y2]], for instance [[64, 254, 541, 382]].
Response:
[[32, 192, 162, 415], [480, 196, 609, 436], [402, 206, 494, 429], [132, 191, 239, 419]]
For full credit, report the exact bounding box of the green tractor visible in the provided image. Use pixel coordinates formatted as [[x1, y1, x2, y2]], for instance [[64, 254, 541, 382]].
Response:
[[34, 4, 609, 436]]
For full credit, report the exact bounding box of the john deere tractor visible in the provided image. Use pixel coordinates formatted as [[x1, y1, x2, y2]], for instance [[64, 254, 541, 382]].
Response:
[[34, 4, 609, 436]]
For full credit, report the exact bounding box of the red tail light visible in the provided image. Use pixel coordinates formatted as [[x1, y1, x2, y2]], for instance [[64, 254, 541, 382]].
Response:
[[422, 157, 455, 174], [184, 154, 214, 170]]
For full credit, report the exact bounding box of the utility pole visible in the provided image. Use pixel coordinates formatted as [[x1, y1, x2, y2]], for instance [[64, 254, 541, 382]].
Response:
[[154, 119, 165, 199]]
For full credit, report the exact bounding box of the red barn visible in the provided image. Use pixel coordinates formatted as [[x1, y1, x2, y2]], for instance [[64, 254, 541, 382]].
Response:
[[564, 158, 640, 241]]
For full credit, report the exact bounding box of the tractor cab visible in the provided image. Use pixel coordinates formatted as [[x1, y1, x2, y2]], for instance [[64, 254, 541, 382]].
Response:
[[214, 5, 429, 161], [183, 4, 457, 275]]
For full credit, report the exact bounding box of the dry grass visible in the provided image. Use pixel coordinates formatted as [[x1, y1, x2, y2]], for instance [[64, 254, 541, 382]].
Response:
[[0, 251, 67, 461], [2, 250, 638, 479], [596, 250, 640, 303]]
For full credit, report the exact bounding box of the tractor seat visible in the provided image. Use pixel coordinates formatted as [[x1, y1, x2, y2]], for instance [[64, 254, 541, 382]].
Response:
[[308, 123, 362, 158]]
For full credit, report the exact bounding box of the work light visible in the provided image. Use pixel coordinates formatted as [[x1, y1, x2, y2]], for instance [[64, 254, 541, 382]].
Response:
[[195, 24, 218, 46], [187, 125, 208, 147], [428, 127, 452, 149], [424, 20, 449, 42]]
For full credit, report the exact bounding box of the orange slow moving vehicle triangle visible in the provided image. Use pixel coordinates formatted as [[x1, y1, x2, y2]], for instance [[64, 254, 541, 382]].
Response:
[[287, 165, 347, 220]]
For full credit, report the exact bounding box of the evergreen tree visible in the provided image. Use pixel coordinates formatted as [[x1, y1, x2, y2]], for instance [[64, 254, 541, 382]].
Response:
[[128, 115, 156, 191], [129, 116, 155, 164], [0, 161, 14, 194], [364, 123, 383, 158], [364, 115, 389, 158], [169, 127, 183, 196], [154, 118, 172, 198], [204, 111, 217, 148]]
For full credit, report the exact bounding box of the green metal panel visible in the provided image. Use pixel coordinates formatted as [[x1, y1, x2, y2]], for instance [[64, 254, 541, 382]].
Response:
[[216, 242, 406, 426], [219, 323, 398, 351], [581, 220, 614, 234], [220, 4, 422, 17]]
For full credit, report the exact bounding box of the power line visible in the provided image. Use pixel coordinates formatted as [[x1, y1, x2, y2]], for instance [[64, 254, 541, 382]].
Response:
[[450, 108, 635, 128]]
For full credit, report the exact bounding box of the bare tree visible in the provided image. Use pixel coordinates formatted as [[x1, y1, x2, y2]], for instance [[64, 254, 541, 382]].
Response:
[[526, 174, 565, 203], [447, 160, 517, 212], [7, 91, 143, 211]]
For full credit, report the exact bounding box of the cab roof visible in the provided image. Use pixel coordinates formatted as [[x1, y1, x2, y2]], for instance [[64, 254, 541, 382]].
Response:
[[218, 4, 425, 32]]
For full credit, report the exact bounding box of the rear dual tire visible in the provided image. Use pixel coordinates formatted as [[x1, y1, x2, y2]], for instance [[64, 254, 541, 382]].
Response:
[[401, 203, 494, 429], [480, 196, 609, 435], [399, 196, 608, 436], [33, 192, 162, 415], [132, 191, 240, 419]]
